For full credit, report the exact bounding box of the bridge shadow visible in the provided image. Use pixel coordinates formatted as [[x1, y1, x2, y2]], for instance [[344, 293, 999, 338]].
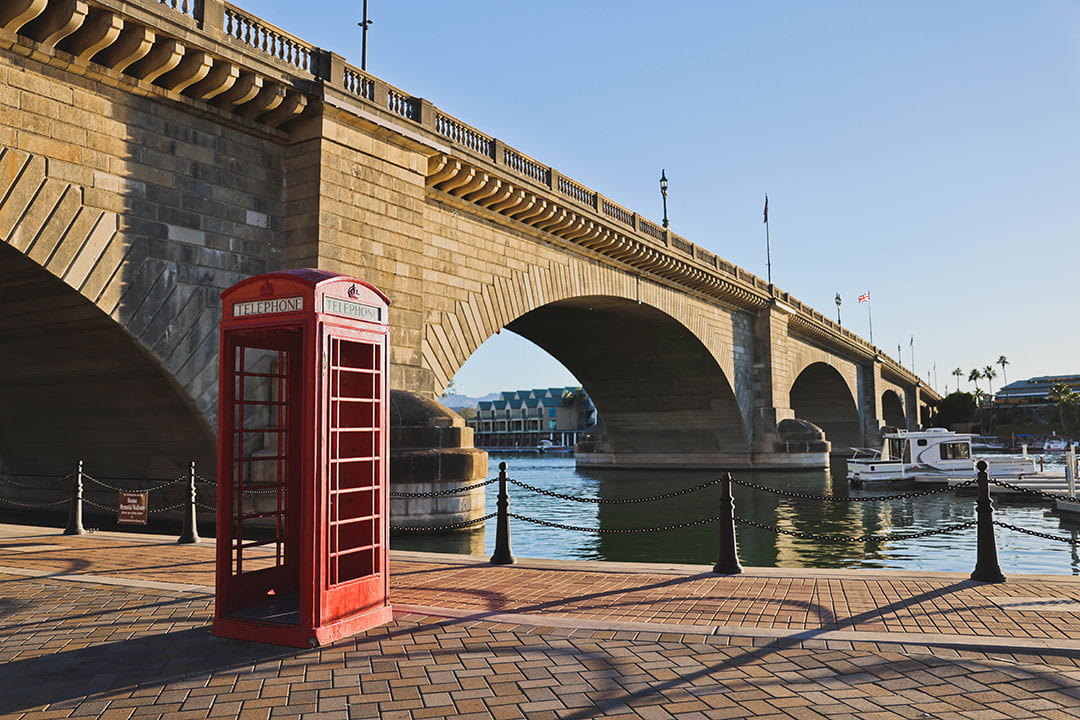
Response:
[[553, 579, 1066, 720], [0, 626, 299, 715]]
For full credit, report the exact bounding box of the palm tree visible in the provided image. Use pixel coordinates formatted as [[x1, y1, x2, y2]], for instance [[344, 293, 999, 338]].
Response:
[[983, 366, 997, 395], [997, 355, 1009, 386], [1049, 382, 1079, 434], [952, 367, 964, 393], [968, 369, 982, 392]]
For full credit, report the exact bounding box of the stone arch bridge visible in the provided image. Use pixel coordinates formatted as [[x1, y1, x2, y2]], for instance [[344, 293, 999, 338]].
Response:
[[0, 0, 937, 485]]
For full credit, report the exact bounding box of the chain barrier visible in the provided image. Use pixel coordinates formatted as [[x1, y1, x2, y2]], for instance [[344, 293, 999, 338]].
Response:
[[0, 496, 70, 508], [83, 474, 184, 494], [508, 511, 724, 534], [988, 478, 1073, 502], [149, 502, 187, 515], [389, 477, 500, 498], [390, 512, 497, 532], [0, 474, 66, 488], [506, 476, 723, 504], [994, 521, 1080, 545], [731, 476, 976, 501], [734, 515, 977, 544]]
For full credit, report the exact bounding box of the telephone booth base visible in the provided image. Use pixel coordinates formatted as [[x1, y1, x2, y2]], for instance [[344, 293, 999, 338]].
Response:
[[213, 605, 393, 648]]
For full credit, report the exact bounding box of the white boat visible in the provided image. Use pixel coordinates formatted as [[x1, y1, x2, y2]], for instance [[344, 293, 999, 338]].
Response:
[[847, 428, 1035, 484], [537, 439, 573, 454], [1044, 433, 1067, 452]]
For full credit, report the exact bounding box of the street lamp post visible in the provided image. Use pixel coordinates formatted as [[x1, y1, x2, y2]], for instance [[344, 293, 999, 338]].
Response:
[[835, 293, 842, 325], [660, 170, 669, 228], [359, 0, 372, 71]]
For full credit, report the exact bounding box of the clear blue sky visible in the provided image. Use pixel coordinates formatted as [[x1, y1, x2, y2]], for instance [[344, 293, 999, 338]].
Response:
[[245, 0, 1079, 398]]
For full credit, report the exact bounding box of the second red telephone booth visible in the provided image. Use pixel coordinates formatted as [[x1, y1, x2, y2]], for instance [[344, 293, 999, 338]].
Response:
[[214, 269, 392, 647]]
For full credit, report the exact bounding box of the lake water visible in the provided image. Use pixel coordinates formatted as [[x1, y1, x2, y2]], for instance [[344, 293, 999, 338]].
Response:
[[391, 452, 1080, 576]]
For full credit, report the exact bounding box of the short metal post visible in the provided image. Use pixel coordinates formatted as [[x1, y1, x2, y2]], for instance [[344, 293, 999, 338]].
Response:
[[489, 462, 515, 565], [970, 460, 1005, 583], [178, 461, 201, 544], [713, 473, 742, 574], [63, 460, 86, 536]]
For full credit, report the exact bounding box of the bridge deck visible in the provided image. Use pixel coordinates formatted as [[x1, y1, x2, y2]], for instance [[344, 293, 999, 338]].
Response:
[[3, 524, 1080, 718]]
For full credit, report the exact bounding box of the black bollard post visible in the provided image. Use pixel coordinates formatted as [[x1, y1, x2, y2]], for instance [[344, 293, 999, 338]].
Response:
[[489, 462, 515, 565], [713, 473, 743, 574], [970, 460, 1006, 583], [63, 460, 86, 536], [178, 460, 201, 544]]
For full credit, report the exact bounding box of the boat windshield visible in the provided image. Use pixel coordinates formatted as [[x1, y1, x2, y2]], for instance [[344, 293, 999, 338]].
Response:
[[940, 442, 971, 460]]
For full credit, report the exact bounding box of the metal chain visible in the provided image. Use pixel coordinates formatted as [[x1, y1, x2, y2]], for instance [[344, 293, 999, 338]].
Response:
[[389, 477, 499, 498], [734, 515, 977, 544], [196, 501, 217, 511], [508, 512, 724, 534], [731, 476, 976, 501], [506, 476, 723, 504], [987, 478, 1073, 502], [0, 496, 70, 508], [0, 475, 65, 488], [149, 502, 186, 514], [994, 521, 1080, 545], [390, 512, 497, 532], [83, 499, 114, 511], [83, 474, 183, 493]]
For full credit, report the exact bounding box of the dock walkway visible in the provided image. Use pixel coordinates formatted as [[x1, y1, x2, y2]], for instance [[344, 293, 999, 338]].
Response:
[[2, 524, 1080, 719]]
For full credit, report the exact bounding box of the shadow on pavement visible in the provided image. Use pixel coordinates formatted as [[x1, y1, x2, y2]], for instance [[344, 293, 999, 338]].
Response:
[[0, 626, 302, 714]]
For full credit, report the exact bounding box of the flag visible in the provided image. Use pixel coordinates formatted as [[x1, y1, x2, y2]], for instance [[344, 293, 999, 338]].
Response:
[[763, 195, 768, 223], [858, 292, 870, 303], [909, 335, 914, 347]]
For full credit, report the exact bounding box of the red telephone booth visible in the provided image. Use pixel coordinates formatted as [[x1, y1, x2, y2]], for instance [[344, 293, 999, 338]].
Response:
[[213, 269, 392, 647]]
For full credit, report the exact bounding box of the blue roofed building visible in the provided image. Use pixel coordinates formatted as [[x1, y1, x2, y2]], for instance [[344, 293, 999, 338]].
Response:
[[994, 374, 1080, 424], [469, 387, 597, 451]]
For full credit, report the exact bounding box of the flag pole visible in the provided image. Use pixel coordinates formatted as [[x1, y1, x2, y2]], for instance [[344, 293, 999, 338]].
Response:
[[866, 294, 873, 344], [763, 194, 771, 285]]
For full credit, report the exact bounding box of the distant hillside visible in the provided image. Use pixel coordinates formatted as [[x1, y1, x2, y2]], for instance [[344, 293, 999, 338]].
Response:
[[439, 393, 498, 411]]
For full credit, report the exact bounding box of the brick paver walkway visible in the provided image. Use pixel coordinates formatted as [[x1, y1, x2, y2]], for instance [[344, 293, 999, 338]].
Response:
[[3, 525, 1080, 719]]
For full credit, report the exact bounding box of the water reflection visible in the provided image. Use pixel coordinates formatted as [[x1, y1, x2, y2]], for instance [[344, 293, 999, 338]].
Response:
[[391, 453, 1080, 576]]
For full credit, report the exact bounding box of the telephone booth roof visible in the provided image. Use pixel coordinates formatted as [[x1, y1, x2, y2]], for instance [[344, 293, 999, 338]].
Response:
[[221, 269, 391, 305], [220, 269, 391, 328]]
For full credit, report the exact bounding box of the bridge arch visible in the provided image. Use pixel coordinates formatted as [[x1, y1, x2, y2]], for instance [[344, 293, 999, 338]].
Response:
[[789, 362, 861, 454], [507, 296, 749, 464], [882, 390, 906, 429], [0, 243, 214, 479]]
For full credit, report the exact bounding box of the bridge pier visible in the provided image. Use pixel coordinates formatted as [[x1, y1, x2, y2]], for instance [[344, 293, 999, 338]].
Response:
[[389, 391, 488, 534]]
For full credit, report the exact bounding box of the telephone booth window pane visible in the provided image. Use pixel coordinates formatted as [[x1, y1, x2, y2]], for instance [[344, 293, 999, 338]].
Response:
[[327, 337, 382, 586], [230, 344, 291, 577]]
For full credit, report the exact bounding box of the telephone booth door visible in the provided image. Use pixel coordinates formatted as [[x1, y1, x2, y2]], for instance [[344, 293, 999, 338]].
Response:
[[320, 327, 389, 624], [216, 328, 304, 628], [214, 269, 392, 648]]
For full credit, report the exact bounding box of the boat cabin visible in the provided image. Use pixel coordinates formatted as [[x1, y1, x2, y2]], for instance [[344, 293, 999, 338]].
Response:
[[881, 428, 972, 466]]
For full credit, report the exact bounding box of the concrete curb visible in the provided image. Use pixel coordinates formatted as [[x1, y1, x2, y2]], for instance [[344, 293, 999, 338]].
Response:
[[391, 602, 1080, 656]]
